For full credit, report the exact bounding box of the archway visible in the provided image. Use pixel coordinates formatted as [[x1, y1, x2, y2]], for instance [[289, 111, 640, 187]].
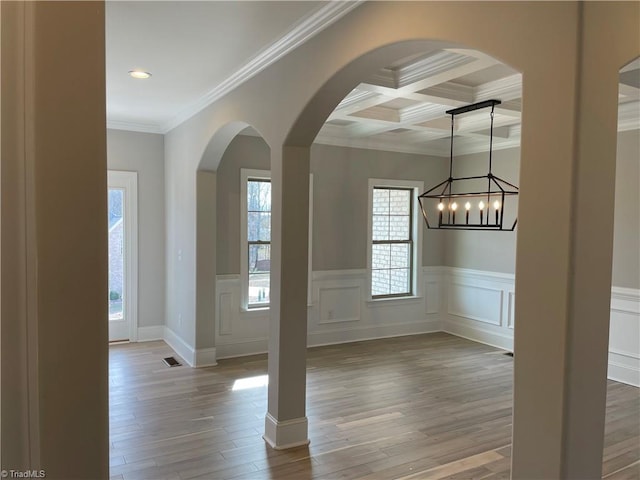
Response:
[[196, 122, 271, 362], [272, 40, 523, 469], [263, 4, 639, 475]]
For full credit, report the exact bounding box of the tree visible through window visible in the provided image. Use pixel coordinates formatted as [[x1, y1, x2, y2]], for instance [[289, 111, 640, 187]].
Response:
[[247, 179, 271, 306], [371, 187, 413, 297]]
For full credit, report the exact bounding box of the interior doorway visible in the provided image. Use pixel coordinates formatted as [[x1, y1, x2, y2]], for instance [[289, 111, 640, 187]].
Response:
[[108, 170, 138, 342]]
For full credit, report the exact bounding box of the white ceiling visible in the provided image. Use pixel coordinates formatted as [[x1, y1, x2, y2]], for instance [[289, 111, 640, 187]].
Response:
[[106, 1, 357, 133], [106, 2, 640, 156]]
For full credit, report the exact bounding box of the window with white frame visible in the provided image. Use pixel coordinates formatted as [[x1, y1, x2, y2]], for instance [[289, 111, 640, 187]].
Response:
[[241, 169, 313, 310], [368, 179, 423, 299]]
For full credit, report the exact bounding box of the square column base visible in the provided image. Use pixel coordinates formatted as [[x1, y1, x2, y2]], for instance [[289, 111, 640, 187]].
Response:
[[263, 413, 310, 450]]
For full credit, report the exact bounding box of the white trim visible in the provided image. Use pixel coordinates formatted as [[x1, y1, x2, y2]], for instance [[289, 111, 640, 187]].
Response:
[[108, 170, 139, 342], [447, 266, 515, 283], [313, 269, 368, 281], [161, 1, 363, 133], [194, 347, 218, 367], [163, 326, 195, 367], [366, 178, 424, 301], [240, 169, 313, 311], [263, 413, 310, 450], [308, 174, 314, 306], [308, 319, 441, 348], [106, 120, 163, 135], [240, 168, 271, 311]]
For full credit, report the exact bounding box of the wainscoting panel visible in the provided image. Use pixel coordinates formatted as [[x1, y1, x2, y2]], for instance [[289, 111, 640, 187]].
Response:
[[609, 287, 640, 386], [218, 292, 233, 335], [318, 286, 361, 324], [147, 267, 640, 387], [448, 282, 503, 326]]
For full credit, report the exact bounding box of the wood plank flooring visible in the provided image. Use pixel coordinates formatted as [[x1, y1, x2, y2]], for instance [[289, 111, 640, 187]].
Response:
[[109, 333, 639, 479]]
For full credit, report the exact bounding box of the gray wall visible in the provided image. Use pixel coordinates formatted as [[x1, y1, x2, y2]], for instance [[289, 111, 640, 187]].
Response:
[[443, 130, 639, 289], [612, 129, 640, 289], [107, 129, 166, 327], [310, 143, 447, 270], [216, 135, 448, 274]]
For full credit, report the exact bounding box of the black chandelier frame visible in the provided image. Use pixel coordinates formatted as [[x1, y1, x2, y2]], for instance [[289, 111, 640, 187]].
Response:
[[418, 99, 519, 231]]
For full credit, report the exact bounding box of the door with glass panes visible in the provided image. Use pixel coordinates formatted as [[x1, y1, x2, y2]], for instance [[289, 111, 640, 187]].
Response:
[[108, 171, 137, 342]]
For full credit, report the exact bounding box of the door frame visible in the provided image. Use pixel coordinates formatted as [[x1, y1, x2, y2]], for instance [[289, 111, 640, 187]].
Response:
[[108, 170, 138, 342]]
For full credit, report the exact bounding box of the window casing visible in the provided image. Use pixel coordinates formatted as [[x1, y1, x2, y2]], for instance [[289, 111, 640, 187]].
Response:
[[367, 179, 423, 300], [240, 169, 313, 310]]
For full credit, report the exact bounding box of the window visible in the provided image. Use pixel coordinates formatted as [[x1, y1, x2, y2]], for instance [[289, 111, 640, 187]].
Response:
[[368, 179, 423, 300], [241, 171, 272, 308], [241, 169, 313, 310]]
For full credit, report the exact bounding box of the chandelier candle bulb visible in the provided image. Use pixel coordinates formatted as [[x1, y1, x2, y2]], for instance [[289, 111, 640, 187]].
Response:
[[451, 202, 458, 224], [493, 200, 500, 224], [438, 202, 445, 225], [465, 202, 471, 224], [479, 201, 485, 224]]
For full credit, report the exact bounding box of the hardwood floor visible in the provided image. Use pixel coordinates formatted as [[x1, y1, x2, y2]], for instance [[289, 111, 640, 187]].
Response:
[[109, 333, 639, 479]]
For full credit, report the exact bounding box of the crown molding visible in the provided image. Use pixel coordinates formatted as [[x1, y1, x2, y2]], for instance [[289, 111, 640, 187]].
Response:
[[400, 102, 445, 124], [107, 119, 163, 134], [367, 68, 396, 89], [618, 101, 640, 132], [421, 82, 475, 104], [161, 0, 364, 134], [474, 73, 522, 103], [397, 51, 473, 88]]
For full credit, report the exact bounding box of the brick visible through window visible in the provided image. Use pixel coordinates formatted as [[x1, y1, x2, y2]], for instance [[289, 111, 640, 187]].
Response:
[[371, 187, 413, 297]]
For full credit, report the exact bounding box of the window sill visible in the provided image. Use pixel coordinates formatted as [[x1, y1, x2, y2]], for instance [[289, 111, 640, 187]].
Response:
[[242, 306, 270, 314], [366, 295, 424, 307]]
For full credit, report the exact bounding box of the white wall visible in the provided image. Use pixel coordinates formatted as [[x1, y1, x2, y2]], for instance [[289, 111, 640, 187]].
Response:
[[107, 129, 166, 331]]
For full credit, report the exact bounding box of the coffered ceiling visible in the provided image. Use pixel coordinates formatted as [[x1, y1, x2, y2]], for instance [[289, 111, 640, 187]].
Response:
[[106, 2, 639, 156]]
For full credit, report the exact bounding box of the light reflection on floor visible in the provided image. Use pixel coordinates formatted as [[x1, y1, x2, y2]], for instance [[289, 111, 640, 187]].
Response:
[[232, 374, 269, 391]]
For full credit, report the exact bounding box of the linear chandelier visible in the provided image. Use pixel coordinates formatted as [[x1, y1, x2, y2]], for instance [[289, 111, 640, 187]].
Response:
[[418, 99, 518, 231]]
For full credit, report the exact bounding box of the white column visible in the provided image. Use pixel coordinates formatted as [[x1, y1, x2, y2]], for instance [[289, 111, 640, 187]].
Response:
[[264, 145, 310, 449], [511, 3, 639, 478]]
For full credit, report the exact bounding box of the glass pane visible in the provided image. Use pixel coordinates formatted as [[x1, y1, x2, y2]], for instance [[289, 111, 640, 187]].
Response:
[[248, 212, 271, 242], [372, 244, 390, 269], [108, 188, 124, 321], [248, 180, 271, 212], [389, 215, 410, 240], [389, 268, 410, 294], [373, 188, 390, 215], [248, 244, 270, 305], [372, 215, 389, 241], [390, 243, 410, 268], [371, 269, 390, 297], [389, 189, 411, 215]]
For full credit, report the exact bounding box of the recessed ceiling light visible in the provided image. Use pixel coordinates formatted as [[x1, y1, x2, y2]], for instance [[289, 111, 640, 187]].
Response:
[[128, 70, 151, 79]]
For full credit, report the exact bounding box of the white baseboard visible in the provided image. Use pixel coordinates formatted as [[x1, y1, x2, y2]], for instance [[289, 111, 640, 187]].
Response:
[[308, 318, 441, 348], [444, 316, 514, 352], [608, 350, 640, 387], [194, 347, 218, 367], [137, 325, 164, 342], [216, 338, 268, 360], [263, 413, 310, 450], [163, 327, 196, 367]]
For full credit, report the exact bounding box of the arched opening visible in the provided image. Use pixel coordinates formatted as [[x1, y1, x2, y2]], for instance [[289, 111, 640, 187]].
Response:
[[196, 122, 271, 359], [284, 43, 522, 473]]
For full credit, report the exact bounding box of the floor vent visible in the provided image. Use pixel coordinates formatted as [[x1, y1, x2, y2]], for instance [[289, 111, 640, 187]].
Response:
[[504, 352, 514, 357], [163, 356, 182, 367]]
